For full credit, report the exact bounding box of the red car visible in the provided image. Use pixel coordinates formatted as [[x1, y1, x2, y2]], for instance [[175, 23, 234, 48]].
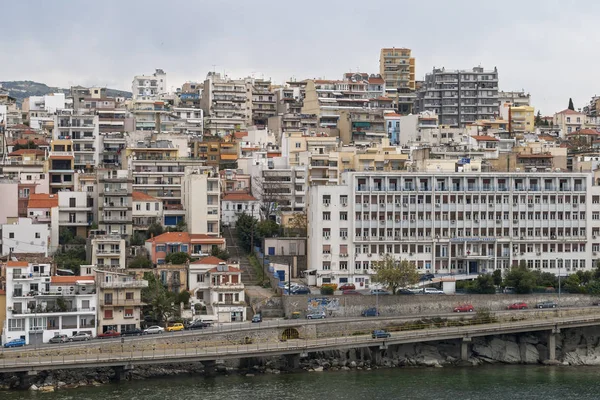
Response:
[[338, 283, 356, 291], [507, 302, 528, 310], [453, 304, 474, 313], [97, 330, 121, 339], [342, 290, 362, 295]]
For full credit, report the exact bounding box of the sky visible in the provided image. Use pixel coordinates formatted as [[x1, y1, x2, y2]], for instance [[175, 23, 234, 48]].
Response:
[[2, 0, 600, 115]]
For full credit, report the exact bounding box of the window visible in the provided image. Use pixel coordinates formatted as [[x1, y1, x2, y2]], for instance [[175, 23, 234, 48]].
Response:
[[340, 212, 348, 220], [35, 232, 41, 239], [9, 232, 14, 238], [126, 292, 134, 300], [104, 309, 113, 319], [322, 245, 331, 254], [136, 204, 141, 211], [155, 203, 159, 211], [104, 294, 113, 305], [69, 197, 76, 207], [196, 274, 205, 283], [340, 261, 348, 270], [124, 309, 134, 318], [156, 245, 166, 252], [323, 212, 331, 220], [146, 203, 150, 211], [295, 143, 301, 148]]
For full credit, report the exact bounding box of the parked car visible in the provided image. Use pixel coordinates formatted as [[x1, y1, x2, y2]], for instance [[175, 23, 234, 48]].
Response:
[[453, 304, 475, 313], [342, 290, 362, 295], [48, 334, 68, 344], [3, 338, 26, 348], [397, 288, 415, 295], [166, 323, 185, 332], [70, 332, 92, 342], [423, 287, 445, 295], [371, 330, 391, 339], [419, 273, 435, 282], [536, 301, 557, 309], [291, 287, 311, 295], [306, 312, 326, 319], [144, 325, 165, 334], [338, 283, 356, 291], [370, 289, 390, 295], [251, 314, 263, 323], [121, 328, 143, 337], [361, 307, 380, 317], [98, 330, 121, 339], [186, 321, 209, 330], [507, 302, 528, 310], [503, 286, 516, 294]]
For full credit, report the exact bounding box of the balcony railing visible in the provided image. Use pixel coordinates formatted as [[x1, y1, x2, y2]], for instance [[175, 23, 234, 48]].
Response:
[[99, 280, 148, 289], [12, 307, 96, 315]]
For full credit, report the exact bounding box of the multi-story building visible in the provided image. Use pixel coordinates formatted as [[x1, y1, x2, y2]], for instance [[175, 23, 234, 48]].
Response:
[[27, 193, 58, 225], [182, 167, 221, 235], [1, 218, 50, 256], [379, 48, 416, 113], [415, 66, 499, 127], [132, 191, 163, 235], [553, 109, 586, 136], [2, 261, 97, 345], [132, 69, 167, 100], [498, 91, 531, 110], [308, 171, 594, 287], [145, 232, 226, 264], [248, 79, 276, 127], [192, 138, 239, 169], [509, 106, 535, 133], [55, 191, 93, 239], [95, 268, 148, 334], [200, 72, 248, 137], [129, 264, 187, 294], [221, 193, 260, 227], [97, 169, 133, 237], [54, 109, 100, 171], [48, 138, 75, 194], [88, 233, 127, 268], [337, 109, 387, 144], [23, 93, 66, 129]]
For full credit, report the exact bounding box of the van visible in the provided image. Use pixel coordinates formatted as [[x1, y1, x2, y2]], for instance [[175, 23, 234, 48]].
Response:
[[423, 288, 444, 295]]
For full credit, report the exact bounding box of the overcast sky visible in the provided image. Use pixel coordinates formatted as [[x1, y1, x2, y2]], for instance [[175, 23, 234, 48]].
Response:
[[3, 0, 599, 115]]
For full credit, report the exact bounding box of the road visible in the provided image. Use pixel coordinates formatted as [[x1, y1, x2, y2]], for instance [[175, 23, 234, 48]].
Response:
[[3, 305, 599, 354]]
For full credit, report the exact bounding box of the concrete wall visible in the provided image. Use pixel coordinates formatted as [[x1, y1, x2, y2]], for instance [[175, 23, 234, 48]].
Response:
[[281, 293, 595, 318]]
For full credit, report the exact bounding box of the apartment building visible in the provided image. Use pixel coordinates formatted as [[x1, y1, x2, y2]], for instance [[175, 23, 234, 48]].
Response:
[[130, 264, 186, 294], [54, 191, 93, 239], [553, 109, 586, 136], [192, 138, 239, 169], [221, 193, 260, 227], [88, 233, 127, 268], [132, 191, 163, 235], [415, 66, 499, 127], [27, 193, 58, 225], [509, 106, 535, 133], [145, 232, 226, 264], [379, 48, 416, 113], [98, 169, 133, 237], [2, 261, 97, 345], [1, 218, 50, 256], [219, 169, 251, 194], [337, 109, 387, 144], [181, 167, 221, 235], [95, 268, 148, 334], [54, 109, 100, 171], [48, 139, 75, 194], [200, 72, 248, 136], [308, 171, 595, 287], [132, 69, 167, 100], [23, 93, 66, 129], [248, 79, 276, 127], [171, 107, 203, 136], [499, 91, 531, 109]]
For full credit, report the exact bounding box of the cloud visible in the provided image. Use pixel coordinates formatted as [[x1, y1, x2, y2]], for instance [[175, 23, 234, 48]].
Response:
[[2, 0, 599, 114]]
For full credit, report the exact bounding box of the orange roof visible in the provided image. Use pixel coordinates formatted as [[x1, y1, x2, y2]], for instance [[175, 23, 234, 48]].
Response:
[[51, 276, 94, 284], [267, 152, 281, 158], [6, 261, 29, 267], [556, 109, 581, 115], [368, 77, 384, 84], [568, 129, 600, 136], [234, 132, 248, 139], [49, 155, 73, 160], [8, 149, 46, 157], [146, 232, 190, 243], [223, 193, 257, 201], [132, 191, 159, 201], [191, 256, 225, 265], [472, 135, 499, 142], [220, 154, 238, 161], [28, 193, 58, 209], [209, 265, 241, 273], [384, 113, 402, 118]]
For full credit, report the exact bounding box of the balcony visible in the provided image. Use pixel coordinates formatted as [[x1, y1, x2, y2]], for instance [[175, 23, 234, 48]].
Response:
[[60, 219, 92, 226], [98, 298, 143, 306], [99, 280, 148, 289], [12, 272, 51, 280], [12, 307, 96, 315]]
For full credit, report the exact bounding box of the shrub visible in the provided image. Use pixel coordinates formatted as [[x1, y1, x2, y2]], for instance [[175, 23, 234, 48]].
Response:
[[321, 283, 338, 291], [320, 286, 334, 295]]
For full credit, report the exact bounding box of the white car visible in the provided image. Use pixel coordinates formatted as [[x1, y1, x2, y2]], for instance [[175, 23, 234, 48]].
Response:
[[423, 288, 445, 295], [69, 332, 92, 341], [143, 325, 165, 334]]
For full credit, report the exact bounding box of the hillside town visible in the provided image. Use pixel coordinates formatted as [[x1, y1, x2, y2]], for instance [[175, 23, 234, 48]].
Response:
[[2, 47, 600, 346]]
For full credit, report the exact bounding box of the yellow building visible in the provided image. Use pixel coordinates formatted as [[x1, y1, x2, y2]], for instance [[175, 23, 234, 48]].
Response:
[[510, 105, 535, 133], [379, 47, 416, 91]]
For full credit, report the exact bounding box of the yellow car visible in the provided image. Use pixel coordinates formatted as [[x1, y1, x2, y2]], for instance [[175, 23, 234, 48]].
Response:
[[166, 323, 184, 332]]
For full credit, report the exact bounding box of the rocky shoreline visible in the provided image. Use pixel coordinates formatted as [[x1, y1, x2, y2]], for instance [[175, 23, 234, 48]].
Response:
[[3, 326, 600, 391]]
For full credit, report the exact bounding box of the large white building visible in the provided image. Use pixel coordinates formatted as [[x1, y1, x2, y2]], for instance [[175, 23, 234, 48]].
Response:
[[182, 167, 221, 236], [132, 69, 167, 100], [54, 109, 101, 171], [2, 261, 97, 345], [308, 170, 598, 287], [1, 218, 50, 256]]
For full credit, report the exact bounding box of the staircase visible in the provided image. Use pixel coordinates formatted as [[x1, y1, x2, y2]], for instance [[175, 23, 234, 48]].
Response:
[[223, 226, 257, 284]]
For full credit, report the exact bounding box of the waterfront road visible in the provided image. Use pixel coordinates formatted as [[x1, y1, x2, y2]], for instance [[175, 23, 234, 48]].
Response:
[[2, 314, 600, 373]]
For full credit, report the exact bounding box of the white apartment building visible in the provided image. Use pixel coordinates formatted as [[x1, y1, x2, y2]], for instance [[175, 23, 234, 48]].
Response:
[[1, 218, 50, 256], [221, 193, 260, 227], [98, 169, 133, 237], [3, 261, 97, 345], [182, 167, 221, 236], [89, 233, 127, 268], [132, 191, 163, 235], [53, 191, 93, 240], [25, 93, 66, 129], [54, 109, 101, 171], [132, 69, 167, 100], [308, 171, 597, 287], [200, 72, 248, 136]]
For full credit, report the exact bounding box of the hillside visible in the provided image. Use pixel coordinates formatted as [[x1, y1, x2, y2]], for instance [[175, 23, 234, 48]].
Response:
[[0, 80, 132, 105]]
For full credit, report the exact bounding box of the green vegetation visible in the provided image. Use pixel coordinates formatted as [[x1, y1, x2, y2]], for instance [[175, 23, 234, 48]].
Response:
[[568, 97, 575, 111], [128, 255, 152, 269], [141, 273, 189, 325], [210, 246, 230, 261], [371, 255, 419, 295], [320, 286, 334, 295], [235, 213, 282, 253], [165, 251, 191, 265], [53, 247, 87, 275]]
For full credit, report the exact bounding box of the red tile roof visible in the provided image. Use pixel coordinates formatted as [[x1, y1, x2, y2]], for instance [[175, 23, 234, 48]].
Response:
[[556, 109, 581, 115], [132, 191, 159, 201], [191, 256, 225, 265], [28, 193, 58, 209], [568, 129, 600, 136], [51, 276, 94, 284], [234, 132, 248, 139], [146, 232, 190, 243], [222, 193, 257, 202], [368, 77, 385, 84], [472, 135, 499, 142], [208, 265, 241, 273], [8, 149, 46, 157], [384, 113, 402, 118], [6, 261, 29, 267]]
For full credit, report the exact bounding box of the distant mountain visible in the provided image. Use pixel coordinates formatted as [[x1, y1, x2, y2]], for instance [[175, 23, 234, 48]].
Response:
[[0, 80, 132, 105]]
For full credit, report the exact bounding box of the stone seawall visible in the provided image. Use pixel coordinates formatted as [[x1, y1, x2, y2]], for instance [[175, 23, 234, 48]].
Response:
[[282, 293, 595, 318]]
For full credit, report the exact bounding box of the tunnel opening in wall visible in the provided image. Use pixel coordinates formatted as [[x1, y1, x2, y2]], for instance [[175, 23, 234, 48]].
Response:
[[282, 328, 299, 340]]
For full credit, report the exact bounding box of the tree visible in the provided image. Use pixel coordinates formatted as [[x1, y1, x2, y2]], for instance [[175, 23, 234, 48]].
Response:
[[165, 252, 191, 265], [210, 247, 230, 261], [58, 227, 74, 245], [141, 273, 179, 325], [53, 247, 87, 275], [252, 173, 288, 222], [473, 274, 496, 294], [371, 255, 419, 295], [504, 265, 536, 294], [257, 219, 281, 239], [288, 212, 307, 237], [166, 218, 187, 233], [147, 222, 164, 239], [128, 255, 152, 269], [568, 98, 575, 111], [564, 274, 583, 293], [236, 212, 259, 252], [12, 140, 37, 151], [492, 269, 503, 286], [534, 110, 543, 127]]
